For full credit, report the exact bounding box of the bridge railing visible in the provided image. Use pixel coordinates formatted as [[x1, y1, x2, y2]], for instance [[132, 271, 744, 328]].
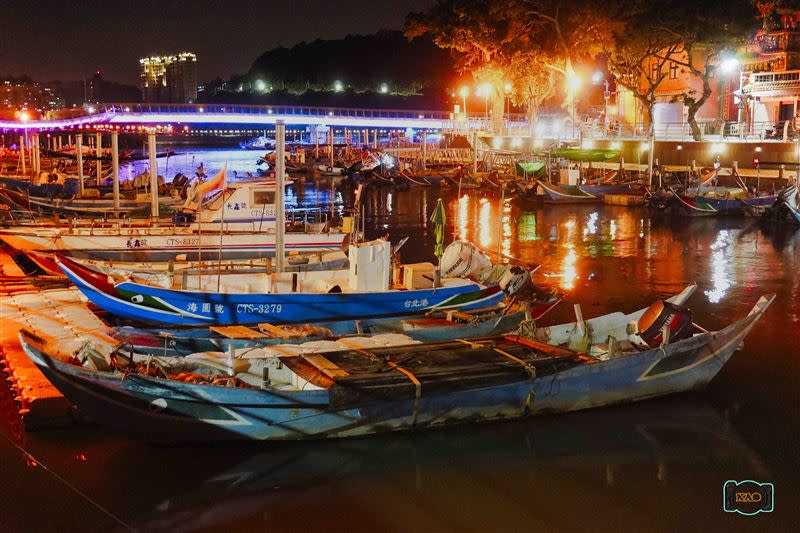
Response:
[[103, 102, 529, 124]]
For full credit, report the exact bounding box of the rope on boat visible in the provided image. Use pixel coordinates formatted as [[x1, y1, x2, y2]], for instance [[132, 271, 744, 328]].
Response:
[[336, 338, 421, 426], [386, 361, 421, 426], [515, 319, 537, 339]]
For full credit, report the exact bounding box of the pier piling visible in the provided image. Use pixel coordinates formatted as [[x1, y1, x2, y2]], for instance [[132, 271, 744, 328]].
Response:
[[76, 134, 84, 196], [275, 121, 286, 273], [111, 132, 120, 217], [148, 132, 158, 220]]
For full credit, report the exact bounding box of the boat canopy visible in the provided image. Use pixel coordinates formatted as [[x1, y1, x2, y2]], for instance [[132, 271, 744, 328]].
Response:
[[551, 148, 621, 162], [515, 161, 547, 177]]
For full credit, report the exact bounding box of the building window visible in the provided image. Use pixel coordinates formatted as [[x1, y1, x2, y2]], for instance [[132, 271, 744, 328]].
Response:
[[669, 62, 678, 79], [652, 64, 660, 80]]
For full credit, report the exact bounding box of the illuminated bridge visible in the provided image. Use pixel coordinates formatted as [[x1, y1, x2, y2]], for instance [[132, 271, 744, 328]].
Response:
[[0, 103, 527, 132]]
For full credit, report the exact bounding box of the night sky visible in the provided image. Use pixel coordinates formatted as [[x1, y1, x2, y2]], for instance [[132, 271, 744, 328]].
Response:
[[1, 0, 434, 85]]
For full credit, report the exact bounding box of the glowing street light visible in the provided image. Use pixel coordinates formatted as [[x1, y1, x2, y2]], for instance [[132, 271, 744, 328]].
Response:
[[720, 57, 739, 74], [479, 83, 492, 117], [333, 80, 344, 92], [379, 83, 389, 94], [459, 85, 469, 120], [254, 79, 267, 92]]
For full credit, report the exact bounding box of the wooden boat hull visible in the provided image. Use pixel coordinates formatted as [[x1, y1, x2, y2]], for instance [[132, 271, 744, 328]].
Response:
[[19, 295, 772, 441], [114, 306, 561, 357], [57, 254, 507, 325]]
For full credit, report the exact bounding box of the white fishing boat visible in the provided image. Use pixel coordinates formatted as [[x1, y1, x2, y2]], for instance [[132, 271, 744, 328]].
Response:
[[0, 175, 350, 262]]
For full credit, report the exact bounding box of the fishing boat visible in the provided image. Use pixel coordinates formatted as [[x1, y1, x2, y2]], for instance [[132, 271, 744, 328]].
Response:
[[0, 178, 350, 262], [669, 187, 777, 217], [54, 239, 534, 326], [113, 299, 560, 357], [537, 180, 601, 203], [17, 286, 773, 441], [762, 184, 800, 223], [12, 248, 350, 279]]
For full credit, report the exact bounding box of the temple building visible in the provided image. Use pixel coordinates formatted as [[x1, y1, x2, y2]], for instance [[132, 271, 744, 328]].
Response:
[[740, 9, 800, 137]]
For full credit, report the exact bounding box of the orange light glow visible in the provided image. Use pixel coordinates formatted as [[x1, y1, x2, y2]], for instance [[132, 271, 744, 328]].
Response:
[[458, 194, 469, 239], [479, 197, 492, 248]]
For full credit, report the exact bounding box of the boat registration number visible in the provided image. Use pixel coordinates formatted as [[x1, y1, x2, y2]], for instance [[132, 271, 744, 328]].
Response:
[[236, 304, 283, 314], [167, 238, 200, 247]]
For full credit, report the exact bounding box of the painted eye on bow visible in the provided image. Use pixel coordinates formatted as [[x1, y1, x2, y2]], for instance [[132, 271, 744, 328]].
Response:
[[131, 295, 144, 303]]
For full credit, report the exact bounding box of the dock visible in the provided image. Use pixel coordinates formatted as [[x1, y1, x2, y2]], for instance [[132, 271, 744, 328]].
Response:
[[0, 277, 112, 428]]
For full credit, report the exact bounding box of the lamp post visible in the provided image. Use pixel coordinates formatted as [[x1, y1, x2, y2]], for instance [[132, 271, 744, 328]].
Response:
[[459, 85, 470, 130], [592, 71, 611, 131]]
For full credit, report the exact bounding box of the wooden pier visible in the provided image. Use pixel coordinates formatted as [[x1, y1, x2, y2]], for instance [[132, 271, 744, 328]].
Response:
[[0, 260, 114, 428]]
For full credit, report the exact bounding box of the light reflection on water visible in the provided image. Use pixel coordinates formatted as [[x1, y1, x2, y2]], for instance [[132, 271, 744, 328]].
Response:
[[705, 229, 733, 304]]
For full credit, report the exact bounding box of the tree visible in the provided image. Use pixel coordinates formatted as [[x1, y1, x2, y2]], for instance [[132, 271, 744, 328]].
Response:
[[652, 1, 755, 140], [523, 1, 618, 115], [406, 0, 533, 132]]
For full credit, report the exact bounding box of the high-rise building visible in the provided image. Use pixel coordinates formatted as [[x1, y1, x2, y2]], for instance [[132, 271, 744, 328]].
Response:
[[0, 78, 64, 110], [139, 52, 197, 103]]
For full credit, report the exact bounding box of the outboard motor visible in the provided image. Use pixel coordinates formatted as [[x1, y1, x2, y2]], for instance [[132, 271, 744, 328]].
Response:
[[439, 240, 536, 299], [629, 300, 693, 348]]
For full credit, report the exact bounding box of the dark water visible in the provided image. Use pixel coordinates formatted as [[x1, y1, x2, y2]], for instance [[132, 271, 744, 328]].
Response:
[[2, 182, 799, 531]]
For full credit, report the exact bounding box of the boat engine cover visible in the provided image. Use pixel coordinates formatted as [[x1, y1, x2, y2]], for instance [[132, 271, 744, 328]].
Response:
[[632, 301, 693, 348], [440, 241, 492, 279]]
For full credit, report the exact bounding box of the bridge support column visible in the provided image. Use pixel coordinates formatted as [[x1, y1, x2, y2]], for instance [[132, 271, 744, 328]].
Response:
[[373, 129, 378, 149], [76, 134, 84, 196], [34, 134, 41, 175], [96, 133, 102, 181], [148, 133, 159, 220], [111, 132, 120, 218], [19, 135, 26, 176]]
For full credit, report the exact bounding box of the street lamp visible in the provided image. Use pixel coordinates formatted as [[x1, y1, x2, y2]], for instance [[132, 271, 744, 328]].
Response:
[[479, 83, 491, 119], [592, 71, 611, 129], [459, 85, 469, 123]]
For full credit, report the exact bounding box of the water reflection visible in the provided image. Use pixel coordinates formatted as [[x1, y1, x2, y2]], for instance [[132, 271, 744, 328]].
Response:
[[705, 230, 733, 304], [126, 400, 768, 531], [478, 197, 492, 249]]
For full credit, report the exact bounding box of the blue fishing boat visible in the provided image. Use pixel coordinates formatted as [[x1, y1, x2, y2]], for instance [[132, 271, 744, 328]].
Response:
[[56, 239, 530, 326], [17, 287, 773, 441], [670, 188, 777, 216]]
